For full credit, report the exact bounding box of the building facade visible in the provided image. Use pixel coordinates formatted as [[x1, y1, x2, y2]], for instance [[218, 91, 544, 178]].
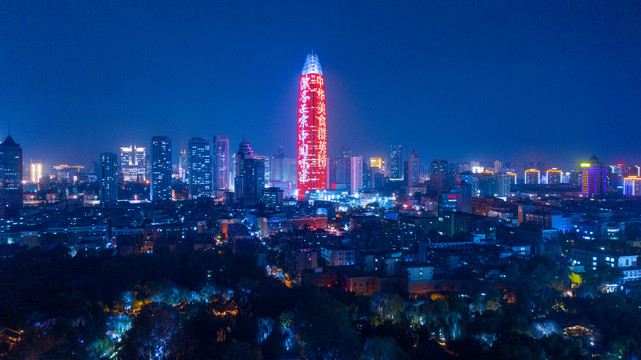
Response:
[[297, 53, 327, 198], [150, 136, 172, 201], [213, 135, 231, 191], [0, 135, 23, 217], [120, 145, 147, 182], [389, 145, 404, 181], [99, 152, 119, 205], [234, 139, 265, 206], [188, 137, 212, 198]]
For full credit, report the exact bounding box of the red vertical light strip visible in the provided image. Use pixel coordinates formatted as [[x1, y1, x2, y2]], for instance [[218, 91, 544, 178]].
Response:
[[297, 73, 327, 199]]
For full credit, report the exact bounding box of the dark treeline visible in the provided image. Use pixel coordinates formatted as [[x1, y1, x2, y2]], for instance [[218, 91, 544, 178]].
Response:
[[1, 246, 640, 359]]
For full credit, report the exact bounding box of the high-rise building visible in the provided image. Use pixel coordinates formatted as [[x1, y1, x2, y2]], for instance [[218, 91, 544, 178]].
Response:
[[546, 169, 562, 185], [120, 145, 147, 182], [623, 176, 641, 196], [150, 136, 172, 201], [178, 146, 188, 181], [607, 163, 623, 191], [29, 161, 43, 184], [213, 135, 231, 191], [0, 135, 23, 217], [407, 147, 420, 187], [430, 159, 451, 191], [580, 157, 606, 197], [99, 152, 118, 205], [188, 137, 212, 198], [271, 146, 297, 186], [389, 145, 404, 181], [350, 156, 363, 195], [297, 53, 327, 199], [235, 139, 265, 206], [332, 147, 351, 189], [525, 169, 541, 185]]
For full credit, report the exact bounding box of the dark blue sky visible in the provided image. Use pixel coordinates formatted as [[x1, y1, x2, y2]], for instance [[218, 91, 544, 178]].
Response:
[[1, 1, 640, 169]]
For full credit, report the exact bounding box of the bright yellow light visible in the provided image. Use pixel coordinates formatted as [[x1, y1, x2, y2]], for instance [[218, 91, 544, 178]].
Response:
[[370, 157, 383, 170], [580, 163, 591, 168]]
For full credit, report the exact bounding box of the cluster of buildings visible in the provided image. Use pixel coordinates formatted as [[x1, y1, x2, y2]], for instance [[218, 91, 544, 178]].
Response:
[[2, 53, 641, 299]]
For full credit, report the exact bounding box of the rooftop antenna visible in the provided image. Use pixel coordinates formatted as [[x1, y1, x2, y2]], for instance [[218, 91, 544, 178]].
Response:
[[8, 118, 10, 136], [244, 129, 246, 142]]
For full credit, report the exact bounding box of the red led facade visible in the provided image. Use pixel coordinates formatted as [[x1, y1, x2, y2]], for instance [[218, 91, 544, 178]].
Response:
[[297, 71, 327, 199]]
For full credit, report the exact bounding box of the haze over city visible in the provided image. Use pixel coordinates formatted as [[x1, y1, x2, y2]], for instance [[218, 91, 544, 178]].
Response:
[[2, 1, 640, 168]]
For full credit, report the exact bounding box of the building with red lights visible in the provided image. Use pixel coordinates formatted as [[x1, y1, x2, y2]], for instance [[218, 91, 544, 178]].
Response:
[[297, 53, 327, 199]]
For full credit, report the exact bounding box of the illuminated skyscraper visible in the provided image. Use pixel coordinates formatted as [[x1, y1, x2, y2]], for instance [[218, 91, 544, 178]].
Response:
[[546, 169, 562, 185], [525, 169, 541, 184], [0, 135, 23, 217], [332, 147, 351, 189], [30, 161, 43, 184], [150, 136, 172, 201], [99, 152, 118, 205], [188, 137, 212, 198], [350, 155, 363, 195], [178, 146, 188, 181], [213, 135, 230, 191], [389, 145, 404, 181], [120, 145, 147, 182], [235, 138, 264, 206], [580, 157, 606, 197], [297, 53, 327, 199], [408, 147, 420, 187], [430, 159, 451, 191], [623, 176, 641, 196]]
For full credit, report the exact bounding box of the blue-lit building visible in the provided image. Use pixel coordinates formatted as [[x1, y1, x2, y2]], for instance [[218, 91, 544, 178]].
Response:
[[188, 137, 212, 198], [580, 157, 606, 197], [234, 139, 265, 206], [407, 147, 420, 187], [389, 145, 404, 181], [99, 152, 119, 205], [150, 136, 172, 201], [213, 135, 230, 191], [0, 135, 23, 217]]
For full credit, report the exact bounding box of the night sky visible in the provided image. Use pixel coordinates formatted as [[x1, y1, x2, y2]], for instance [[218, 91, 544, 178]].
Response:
[[1, 1, 640, 169]]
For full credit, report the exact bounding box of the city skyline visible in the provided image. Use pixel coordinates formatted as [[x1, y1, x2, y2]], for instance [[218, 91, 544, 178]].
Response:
[[2, 2, 640, 168]]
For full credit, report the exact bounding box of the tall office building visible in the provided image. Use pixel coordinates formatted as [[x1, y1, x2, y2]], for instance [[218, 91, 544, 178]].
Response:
[[178, 146, 188, 181], [235, 139, 265, 206], [607, 163, 623, 190], [525, 169, 541, 185], [430, 159, 451, 191], [350, 156, 363, 195], [271, 146, 297, 185], [389, 145, 404, 181], [407, 147, 420, 187], [120, 145, 147, 182], [213, 135, 230, 191], [546, 169, 562, 185], [99, 152, 119, 205], [623, 176, 641, 197], [0, 135, 22, 217], [580, 157, 606, 197], [188, 137, 212, 198], [332, 146, 351, 188], [297, 53, 327, 198], [29, 161, 43, 184], [150, 136, 172, 201], [494, 173, 511, 197]]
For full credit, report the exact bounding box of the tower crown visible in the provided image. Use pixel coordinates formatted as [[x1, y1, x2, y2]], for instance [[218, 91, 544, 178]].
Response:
[[302, 53, 323, 75]]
